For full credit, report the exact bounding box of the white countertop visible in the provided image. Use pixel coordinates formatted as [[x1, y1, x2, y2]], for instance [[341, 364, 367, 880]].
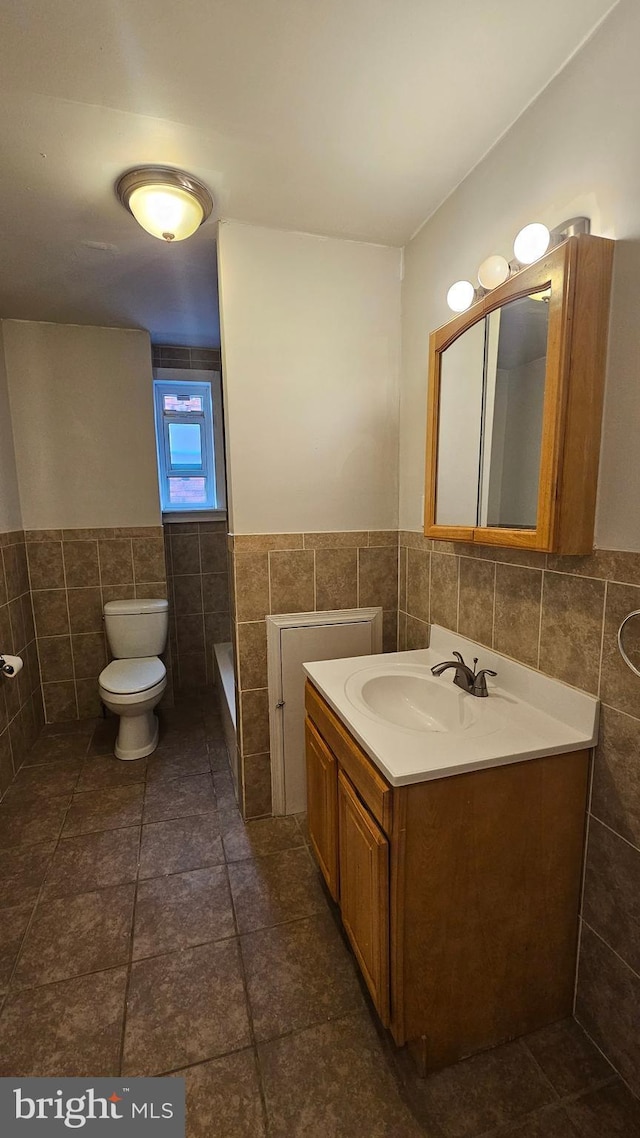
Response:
[[303, 625, 599, 787]]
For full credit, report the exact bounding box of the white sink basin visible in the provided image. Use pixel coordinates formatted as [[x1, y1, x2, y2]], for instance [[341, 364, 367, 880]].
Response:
[[344, 662, 503, 737]]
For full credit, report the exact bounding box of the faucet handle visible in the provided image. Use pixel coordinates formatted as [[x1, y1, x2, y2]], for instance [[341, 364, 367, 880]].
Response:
[[452, 650, 466, 665]]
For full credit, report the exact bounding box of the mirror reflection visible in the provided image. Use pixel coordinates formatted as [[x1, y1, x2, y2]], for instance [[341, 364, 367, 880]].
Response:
[[435, 290, 550, 531]]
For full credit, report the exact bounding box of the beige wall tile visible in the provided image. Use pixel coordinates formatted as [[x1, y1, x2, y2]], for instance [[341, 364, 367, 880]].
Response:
[[243, 753, 272, 819], [39, 635, 74, 683], [27, 542, 65, 590], [400, 531, 431, 551], [203, 573, 229, 614], [42, 681, 77, 723], [397, 611, 407, 651], [101, 584, 135, 603], [132, 537, 166, 583], [315, 549, 357, 611], [407, 548, 429, 624], [63, 541, 100, 588], [576, 925, 640, 1096], [592, 705, 640, 848], [405, 615, 430, 650], [539, 572, 606, 695], [269, 550, 315, 615], [458, 557, 495, 647], [31, 591, 69, 638], [234, 534, 303, 552], [67, 588, 103, 635], [358, 546, 398, 610], [176, 614, 205, 655], [200, 533, 227, 574], [583, 818, 640, 973], [368, 531, 399, 547], [303, 532, 367, 549], [237, 622, 268, 692], [383, 611, 399, 652], [171, 534, 201, 575], [429, 553, 458, 631], [173, 575, 203, 615], [76, 679, 102, 719], [600, 581, 640, 716], [234, 552, 269, 623], [240, 688, 270, 756], [493, 564, 542, 668], [98, 540, 134, 586], [71, 633, 107, 680]]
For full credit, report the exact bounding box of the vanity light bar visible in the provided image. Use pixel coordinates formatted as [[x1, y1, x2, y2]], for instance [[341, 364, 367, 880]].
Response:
[[446, 216, 591, 312]]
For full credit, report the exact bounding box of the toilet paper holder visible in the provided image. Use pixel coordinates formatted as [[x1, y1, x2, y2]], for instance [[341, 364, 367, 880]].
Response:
[[0, 655, 15, 676]]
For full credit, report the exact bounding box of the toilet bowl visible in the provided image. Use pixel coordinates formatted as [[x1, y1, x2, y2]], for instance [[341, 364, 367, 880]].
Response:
[[98, 598, 169, 760]]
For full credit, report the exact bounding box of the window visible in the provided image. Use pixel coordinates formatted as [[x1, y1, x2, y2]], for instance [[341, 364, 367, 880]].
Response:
[[153, 375, 226, 514]]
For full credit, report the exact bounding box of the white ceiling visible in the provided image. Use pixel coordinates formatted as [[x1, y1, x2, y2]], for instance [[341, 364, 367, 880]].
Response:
[[0, 0, 618, 344]]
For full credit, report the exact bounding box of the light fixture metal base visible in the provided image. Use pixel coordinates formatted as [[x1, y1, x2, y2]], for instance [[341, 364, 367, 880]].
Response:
[[115, 165, 214, 226]]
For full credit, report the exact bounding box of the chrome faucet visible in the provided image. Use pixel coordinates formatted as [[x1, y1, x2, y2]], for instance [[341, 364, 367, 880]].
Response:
[[431, 650, 497, 698]]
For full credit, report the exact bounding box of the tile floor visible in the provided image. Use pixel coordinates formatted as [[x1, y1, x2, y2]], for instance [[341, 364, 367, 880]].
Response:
[[0, 695, 639, 1137]]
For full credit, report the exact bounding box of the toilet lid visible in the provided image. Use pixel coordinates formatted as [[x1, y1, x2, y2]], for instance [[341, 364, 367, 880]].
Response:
[[99, 657, 166, 695]]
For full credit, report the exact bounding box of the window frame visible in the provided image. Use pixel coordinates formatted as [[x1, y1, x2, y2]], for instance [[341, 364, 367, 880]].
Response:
[[153, 370, 227, 517]]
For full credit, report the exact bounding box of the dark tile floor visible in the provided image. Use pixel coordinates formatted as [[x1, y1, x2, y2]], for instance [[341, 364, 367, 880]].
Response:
[[1, 695, 639, 1137]]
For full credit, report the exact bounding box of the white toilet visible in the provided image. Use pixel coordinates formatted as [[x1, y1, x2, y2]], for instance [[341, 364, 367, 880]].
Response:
[[98, 598, 169, 760]]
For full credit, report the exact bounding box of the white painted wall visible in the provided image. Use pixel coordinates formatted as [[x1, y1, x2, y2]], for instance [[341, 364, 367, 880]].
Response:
[[2, 320, 160, 530], [399, 0, 640, 550], [217, 221, 401, 533], [0, 326, 22, 533]]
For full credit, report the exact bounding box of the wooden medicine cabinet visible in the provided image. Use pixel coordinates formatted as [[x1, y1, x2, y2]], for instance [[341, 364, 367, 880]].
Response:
[[424, 235, 614, 553]]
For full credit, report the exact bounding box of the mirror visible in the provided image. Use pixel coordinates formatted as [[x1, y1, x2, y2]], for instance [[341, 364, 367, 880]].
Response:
[[479, 291, 549, 530], [435, 290, 550, 530]]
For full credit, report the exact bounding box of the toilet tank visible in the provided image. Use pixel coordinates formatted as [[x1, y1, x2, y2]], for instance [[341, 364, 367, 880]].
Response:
[[103, 598, 169, 659]]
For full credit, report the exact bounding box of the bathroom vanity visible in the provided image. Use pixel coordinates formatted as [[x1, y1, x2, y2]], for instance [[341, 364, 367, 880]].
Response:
[[303, 628, 598, 1072]]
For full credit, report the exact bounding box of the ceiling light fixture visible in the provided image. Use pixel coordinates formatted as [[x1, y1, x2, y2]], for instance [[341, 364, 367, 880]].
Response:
[[446, 280, 476, 313], [513, 222, 551, 266], [446, 217, 591, 310], [477, 254, 510, 291], [116, 166, 214, 242]]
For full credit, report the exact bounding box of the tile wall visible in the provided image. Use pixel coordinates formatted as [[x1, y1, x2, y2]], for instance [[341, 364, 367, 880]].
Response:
[[398, 531, 640, 1095], [151, 345, 222, 370], [230, 531, 399, 819], [0, 531, 43, 792], [164, 521, 230, 692], [25, 527, 169, 724]]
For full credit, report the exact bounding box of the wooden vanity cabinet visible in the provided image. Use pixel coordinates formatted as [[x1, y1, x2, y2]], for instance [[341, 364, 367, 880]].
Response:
[[305, 679, 590, 1072]]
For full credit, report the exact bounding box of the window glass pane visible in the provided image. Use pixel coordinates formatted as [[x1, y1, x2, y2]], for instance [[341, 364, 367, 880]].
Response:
[[163, 393, 203, 412], [168, 422, 202, 468], [168, 477, 207, 506]]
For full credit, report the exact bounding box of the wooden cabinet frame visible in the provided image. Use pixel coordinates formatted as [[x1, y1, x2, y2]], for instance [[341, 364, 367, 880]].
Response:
[[305, 681, 591, 1072], [424, 235, 614, 553]]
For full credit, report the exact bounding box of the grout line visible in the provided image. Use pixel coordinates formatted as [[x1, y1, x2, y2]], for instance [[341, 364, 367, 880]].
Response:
[[588, 812, 640, 856], [580, 919, 640, 982]]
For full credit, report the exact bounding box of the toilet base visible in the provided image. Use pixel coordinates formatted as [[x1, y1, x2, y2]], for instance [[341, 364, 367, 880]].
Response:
[[115, 710, 160, 760]]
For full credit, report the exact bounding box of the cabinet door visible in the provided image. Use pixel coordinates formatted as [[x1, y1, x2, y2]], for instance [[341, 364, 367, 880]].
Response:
[[305, 718, 339, 901], [338, 770, 390, 1026]]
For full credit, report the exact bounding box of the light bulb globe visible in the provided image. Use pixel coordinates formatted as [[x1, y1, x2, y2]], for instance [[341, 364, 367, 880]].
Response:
[[513, 223, 550, 266]]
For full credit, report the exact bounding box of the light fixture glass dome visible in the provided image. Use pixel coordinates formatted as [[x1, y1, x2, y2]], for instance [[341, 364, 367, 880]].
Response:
[[477, 254, 510, 290], [513, 223, 550, 266], [446, 280, 475, 313], [116, 167, 214, 243]]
